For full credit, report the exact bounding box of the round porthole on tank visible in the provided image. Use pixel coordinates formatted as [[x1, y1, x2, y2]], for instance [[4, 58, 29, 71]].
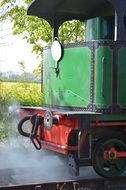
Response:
[[51, 38, 63, 62]]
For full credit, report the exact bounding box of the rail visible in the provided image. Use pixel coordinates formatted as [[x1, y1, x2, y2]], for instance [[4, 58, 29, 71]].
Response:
[[1, 176, 126, 190]]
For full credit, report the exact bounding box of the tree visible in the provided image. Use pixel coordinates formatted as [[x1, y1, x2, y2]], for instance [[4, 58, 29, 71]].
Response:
[[33, 61, 42, 79], [0, 0, 85, 75], [18, 60, 26, 81]]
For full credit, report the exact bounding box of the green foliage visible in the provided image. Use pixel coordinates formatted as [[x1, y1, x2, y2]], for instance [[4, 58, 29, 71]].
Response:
[[0, 0, 84, 51], [0, 82, 12, 141], [33, 61, 42, 78], [0, 81, 42, 142], [0, 82, 12, 120], [18, 60, 25, 73], [0, 0, 52, 55], [0, 81, 42, 107], [11, 82, 42, 106], [59, 20, 85, 43], [24, 0, 32, 4], [0, 0, 85, 77]]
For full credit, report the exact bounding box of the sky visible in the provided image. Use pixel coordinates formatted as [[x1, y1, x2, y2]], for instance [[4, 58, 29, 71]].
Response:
[[0, 21, 39, 73]]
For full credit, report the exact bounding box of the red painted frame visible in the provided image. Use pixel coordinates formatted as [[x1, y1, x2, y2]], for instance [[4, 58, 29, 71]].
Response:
[[17, 107, 126, 156]]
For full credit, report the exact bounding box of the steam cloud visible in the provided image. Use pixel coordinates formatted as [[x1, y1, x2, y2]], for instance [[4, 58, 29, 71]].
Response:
[[0, 103, 97, 186]]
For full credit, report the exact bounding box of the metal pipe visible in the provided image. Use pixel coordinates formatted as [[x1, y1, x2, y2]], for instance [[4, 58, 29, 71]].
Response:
[[114, 11, 117, 41]]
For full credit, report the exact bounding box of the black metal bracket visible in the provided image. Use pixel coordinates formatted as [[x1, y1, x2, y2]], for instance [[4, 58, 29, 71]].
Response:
[[30, 114, 43, 150]]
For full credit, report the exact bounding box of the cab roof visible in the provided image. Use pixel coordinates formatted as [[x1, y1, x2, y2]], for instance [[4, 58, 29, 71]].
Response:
[[27, 0, 114, 27]]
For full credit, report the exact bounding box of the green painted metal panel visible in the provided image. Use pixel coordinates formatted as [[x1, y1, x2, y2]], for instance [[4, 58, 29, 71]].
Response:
[[86, 17, 114, 41], [91, 114, 126, 121], [94, 47, 112, 107], [118, 47, 126, 107], [43, 46, 91, 107]]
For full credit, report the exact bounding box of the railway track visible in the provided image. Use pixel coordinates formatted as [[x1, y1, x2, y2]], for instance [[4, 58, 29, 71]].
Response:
[[0, 176, 126, 190]]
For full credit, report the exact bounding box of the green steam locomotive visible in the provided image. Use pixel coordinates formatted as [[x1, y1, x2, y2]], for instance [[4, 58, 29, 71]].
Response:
[[18, 0, 126, 178]]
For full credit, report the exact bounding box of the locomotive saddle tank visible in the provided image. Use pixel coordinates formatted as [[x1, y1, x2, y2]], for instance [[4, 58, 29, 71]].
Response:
[[18, 0, 126, 178]]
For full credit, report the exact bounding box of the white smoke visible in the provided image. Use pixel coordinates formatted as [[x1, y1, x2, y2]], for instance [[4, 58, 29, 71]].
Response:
[[0, 103, 71, 184], [0, 103, 98, 185]]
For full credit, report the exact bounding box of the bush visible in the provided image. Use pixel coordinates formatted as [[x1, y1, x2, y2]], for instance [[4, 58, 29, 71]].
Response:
[[0, 82, 12, 120], [10, 82, 42, 106], [0, 81, 43, 142], [0, 81, 42, 107]]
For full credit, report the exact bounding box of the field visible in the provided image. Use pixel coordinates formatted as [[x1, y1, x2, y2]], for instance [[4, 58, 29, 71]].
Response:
[[0, 81, 42, 142]]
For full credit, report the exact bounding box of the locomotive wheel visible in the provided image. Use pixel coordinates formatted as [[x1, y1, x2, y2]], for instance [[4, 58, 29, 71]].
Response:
[[18, 115, 31, 137], [92, 138, 126, 177]]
